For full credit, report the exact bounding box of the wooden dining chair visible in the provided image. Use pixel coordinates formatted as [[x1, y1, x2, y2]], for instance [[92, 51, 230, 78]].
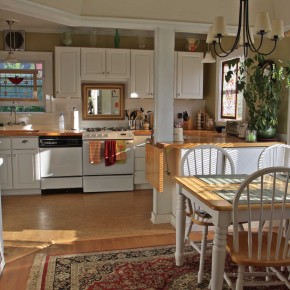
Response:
[[258, 144, 290, 170], [224, 166, 290, 290], [181, 144, 235, 284]]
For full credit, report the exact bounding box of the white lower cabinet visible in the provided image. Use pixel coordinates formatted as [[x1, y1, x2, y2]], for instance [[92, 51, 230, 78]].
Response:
[[134, 135, 152, 189], [0, 137, 40, 195]]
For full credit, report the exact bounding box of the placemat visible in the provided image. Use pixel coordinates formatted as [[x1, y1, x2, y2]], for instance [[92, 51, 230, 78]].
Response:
[[215, 188, 290, 204], [198, 174, 249, 185]]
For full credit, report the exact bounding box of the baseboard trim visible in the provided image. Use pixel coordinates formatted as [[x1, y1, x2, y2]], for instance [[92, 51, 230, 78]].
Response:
[[150, 212, 172, 224]]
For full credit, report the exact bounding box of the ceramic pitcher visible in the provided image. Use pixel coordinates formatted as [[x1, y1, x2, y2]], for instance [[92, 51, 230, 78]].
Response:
[[186, 38, 200, 52]]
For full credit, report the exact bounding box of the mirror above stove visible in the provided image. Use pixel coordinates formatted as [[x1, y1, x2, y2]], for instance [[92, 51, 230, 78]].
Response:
[[82, 83, 125, 120]]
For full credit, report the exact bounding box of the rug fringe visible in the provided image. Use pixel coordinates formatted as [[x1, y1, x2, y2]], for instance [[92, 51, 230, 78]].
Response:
[[26, 254, 47, 290]]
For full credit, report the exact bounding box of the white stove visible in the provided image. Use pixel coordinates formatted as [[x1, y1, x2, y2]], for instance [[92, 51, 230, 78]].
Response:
[[82, 127, 135, 193]]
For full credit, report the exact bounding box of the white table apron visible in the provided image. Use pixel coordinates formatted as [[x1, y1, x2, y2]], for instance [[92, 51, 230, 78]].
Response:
[[175, 184, 232, 290]]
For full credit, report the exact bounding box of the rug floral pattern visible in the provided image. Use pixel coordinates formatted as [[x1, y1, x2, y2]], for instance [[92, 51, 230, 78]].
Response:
[[26, 245, 289, 290]]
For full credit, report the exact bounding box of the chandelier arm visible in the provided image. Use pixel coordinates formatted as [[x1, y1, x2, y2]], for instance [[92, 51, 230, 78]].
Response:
[[254, 40, 278, 56], [213, 0, 244, 58], [248, 34, 265, 53]]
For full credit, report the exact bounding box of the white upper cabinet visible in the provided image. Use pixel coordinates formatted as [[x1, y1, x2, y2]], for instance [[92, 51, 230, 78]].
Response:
[[130, 50, 154, 98], [55, 47, 81, 98], [81, 48, 130, 79], [175, 52, 203, 99]]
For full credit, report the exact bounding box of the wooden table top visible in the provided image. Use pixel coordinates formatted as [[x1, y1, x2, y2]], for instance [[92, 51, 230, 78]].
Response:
[[173, 175, 290, 212]]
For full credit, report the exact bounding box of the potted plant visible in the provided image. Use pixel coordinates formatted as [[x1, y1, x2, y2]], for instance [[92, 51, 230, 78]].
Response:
[[225, 54, 290, 139]]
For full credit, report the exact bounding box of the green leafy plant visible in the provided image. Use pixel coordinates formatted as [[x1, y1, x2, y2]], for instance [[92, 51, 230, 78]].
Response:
[[225, 54, 290, 131]]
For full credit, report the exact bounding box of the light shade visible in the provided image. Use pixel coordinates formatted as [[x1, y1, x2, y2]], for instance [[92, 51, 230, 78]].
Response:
[[268, 19, 284, 39], [212, 16, 227, 37], [4, 52, 18, 63], [206, 26, 219, 44], [202, 51, 216, 63], [255, 11, 271, 34]]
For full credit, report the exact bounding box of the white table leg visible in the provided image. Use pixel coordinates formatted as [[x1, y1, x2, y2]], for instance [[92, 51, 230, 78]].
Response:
[[210, 226, 227, 290], [175, 188, 186, 266]]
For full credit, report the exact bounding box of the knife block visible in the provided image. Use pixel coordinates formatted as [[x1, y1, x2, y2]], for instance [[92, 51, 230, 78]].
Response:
[[183, 117, 193, 130]]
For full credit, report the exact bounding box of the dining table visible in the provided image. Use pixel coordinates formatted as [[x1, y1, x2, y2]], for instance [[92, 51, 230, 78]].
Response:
[[173, 173, 290, 290]]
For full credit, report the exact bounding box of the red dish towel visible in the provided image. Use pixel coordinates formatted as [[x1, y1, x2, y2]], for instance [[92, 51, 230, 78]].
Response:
[[105, 140, 116, 166]]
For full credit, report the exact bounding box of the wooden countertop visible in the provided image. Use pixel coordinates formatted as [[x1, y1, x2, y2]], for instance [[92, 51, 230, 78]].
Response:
[[0, 130, 83, 137], [0, 129, 151, 137], [155, 130, 285, 149]]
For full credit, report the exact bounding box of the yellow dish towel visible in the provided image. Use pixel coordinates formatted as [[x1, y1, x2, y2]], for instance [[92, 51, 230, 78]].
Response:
[[116, 140, 126, 162], [89, 141, 102, 164]]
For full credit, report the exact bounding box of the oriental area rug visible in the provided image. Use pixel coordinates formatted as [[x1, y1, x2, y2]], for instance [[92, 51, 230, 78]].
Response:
[[26, 245, 288, 290]]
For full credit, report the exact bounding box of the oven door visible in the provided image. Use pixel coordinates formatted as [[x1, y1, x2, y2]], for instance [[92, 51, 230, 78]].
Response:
[[82, 140, 134, 175]]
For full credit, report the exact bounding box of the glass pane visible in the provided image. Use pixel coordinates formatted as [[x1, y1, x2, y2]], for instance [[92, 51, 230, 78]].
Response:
[[221, 58, 239, 119]]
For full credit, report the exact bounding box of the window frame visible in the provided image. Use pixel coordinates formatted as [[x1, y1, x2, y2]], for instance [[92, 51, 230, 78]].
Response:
[[215, 48, 246, 124], [0, 51, 53, 112]]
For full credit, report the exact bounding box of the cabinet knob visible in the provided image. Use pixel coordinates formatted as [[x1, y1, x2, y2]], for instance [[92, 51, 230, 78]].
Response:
[[102, 72, 105, 74], [107, 71, 110, 74], [8, 154, 11, 157], [13, 154, 16, 157], [22, 140, 29, 144]]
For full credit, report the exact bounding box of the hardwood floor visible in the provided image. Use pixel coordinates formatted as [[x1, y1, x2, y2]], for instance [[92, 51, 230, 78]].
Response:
[[0, 189, 176, 290]]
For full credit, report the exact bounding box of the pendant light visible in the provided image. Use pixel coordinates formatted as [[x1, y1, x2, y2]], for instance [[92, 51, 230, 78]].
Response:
[[202, 45, 216, 63], [5, 19, 18, 63]]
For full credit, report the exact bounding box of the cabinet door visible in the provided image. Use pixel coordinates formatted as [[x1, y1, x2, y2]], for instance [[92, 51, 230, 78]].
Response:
[[81, 48, 106, 79], [55, 47, 81, 98], [130, 50, 154, 98], [176, 52, 203, 99], [12, 149, 40, 189], [0, 150, 12, 189], [106, 49, 130, 78]]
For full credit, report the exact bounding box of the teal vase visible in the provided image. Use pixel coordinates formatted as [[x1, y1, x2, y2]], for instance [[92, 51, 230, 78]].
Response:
[[114, 29, 120, 48], [257, 127, 276, 140]]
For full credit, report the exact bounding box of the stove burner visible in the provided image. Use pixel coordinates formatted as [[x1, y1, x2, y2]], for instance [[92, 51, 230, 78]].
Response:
[[84, 127, 128, 132]]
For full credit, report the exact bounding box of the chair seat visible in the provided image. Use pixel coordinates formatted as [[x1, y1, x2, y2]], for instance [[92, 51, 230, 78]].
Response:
[[226, 231, 290, 267]]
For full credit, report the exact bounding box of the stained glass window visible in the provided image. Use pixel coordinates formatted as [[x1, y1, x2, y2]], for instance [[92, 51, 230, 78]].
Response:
[[221, 58, 239, 119], [0, 62, 45, 112]]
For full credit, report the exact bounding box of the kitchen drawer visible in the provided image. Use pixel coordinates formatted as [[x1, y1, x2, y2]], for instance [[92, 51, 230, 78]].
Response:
[[0, 138, 11, 150], [12, 137, 39, 150], [135, 146, 145, 157], [135, 157, 145, 171]]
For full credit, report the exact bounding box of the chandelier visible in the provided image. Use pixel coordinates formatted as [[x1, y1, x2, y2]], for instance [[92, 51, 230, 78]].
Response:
[[206, 0, 284, 57]]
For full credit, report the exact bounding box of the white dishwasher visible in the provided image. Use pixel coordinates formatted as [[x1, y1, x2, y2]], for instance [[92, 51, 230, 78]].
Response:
[[39, 136, 83, 193]]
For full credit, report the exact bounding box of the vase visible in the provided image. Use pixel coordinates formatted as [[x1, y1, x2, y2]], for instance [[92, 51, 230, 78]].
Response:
[[185, 38, 200, 52], [114, 29, 120, 48], [257, 127, 276, 139], [62, 32, 72, 46]]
